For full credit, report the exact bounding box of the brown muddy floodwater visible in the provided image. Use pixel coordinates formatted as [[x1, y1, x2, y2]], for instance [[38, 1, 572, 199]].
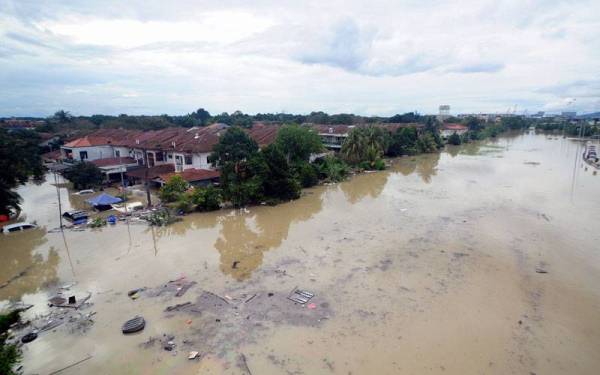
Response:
[[1, 132, 600, 375]]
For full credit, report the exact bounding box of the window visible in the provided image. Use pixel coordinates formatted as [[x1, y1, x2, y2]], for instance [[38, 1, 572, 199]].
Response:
[[8, 227, 21, 232], [167, 154, 173, 159], [79, 151, 88, 160], [156, 152, 164, 162], [115, 150, 121, 157], [185, 155, 193, 165]]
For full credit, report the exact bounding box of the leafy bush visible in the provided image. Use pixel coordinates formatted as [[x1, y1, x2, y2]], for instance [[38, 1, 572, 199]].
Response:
[[0, 311, 21, 375], [159, 175, 188, 203], [315, 156, 349, 182], [191, 186, 222, 211], [293, 162, 319, 188], [416, 133, 438, 153], [175, 192, 194, 213], [447, 132, 462, 145], [144, 208, 181, 226], [63, 162, 104, 190], [387, 127, 418, 156], [373, 159, 386, 170], [89, 217, 106, 228]]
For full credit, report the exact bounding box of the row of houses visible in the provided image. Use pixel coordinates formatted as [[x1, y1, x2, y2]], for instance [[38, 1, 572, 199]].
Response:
[[58, 123, 278, 186], [57, 122, 446, 186]]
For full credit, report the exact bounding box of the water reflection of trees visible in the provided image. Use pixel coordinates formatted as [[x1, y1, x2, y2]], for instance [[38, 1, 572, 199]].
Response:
[[214, 188, 324, 281], [392, 153, 441, 184], [0, 228, 59, 302], [339, 171, 389, 204]]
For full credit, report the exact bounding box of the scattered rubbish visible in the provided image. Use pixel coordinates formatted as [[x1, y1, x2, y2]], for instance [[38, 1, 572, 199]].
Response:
[[240, 353, 253, 375], [225, 295, 233, 301], [175, 281, 196, 297], [163, 340, 176, 351], [535, 268, 548, 274], [39, 319, 64, 332], [48, 355, 93, 375], [128, 288, 145, 300], [49, 292, 91, 309], [288, 287, 315, 304], [267, 293, 274, 297], [188, 351, 199, 360], [107, 215, 117, 225], [122, 316, 145, 334], [21, 332, 38, 343], [307, 303, 317, 309], [232, 261, 240, 269], [49, 296, 67, 306], [245, 294, 258, 303], [60, 282, 76, 290], [186, 319, 192, 325], [165, 302, 192, 312]]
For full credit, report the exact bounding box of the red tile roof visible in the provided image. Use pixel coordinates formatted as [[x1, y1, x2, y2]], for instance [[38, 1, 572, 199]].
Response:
[[91, 157, 137, 167], [125, 164, 175, 179], [442, 124, 467, 131], [159, 168, 220, 183]]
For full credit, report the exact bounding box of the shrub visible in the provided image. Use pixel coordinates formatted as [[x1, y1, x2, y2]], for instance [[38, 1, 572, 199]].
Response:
[[416, 133, 438, 153], [159, 175, 188, 203], [191, 186, 222, 211], [175, 192, 194, 213], [373, 158, 386, 170], [0, 311, 22, 375], [293, 162, 319, 188], [63, 162, 104, 190], [448, 132, 462, 145], [315, 156, 350, 182]]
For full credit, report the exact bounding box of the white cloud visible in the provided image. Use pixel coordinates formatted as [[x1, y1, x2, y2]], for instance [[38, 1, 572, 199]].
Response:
[[0, 0, 599, 116]]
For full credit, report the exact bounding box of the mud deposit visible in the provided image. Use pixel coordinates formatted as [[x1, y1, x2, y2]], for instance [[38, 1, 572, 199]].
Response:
[[1, 132, 600, 374]]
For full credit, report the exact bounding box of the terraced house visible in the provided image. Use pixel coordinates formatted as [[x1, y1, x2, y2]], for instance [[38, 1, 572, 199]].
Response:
[[60, 123, 279, 185]]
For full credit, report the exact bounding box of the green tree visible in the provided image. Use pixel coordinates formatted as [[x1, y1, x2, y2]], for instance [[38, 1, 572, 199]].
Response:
[[0, 129, 44, 215], [62, 162, 104, 190], [387, 127, 418, 156], [192, 108, 211, 126], [259, 144, 301, 201], [51, 110, 73, 124], [191, 185, 222, 211], [314, 155, 350, 182], [0, 311, 22, 375], [416, 133, 438, 153], [341, 126, 388, 166], [275, 124, 323, 163], [447, 132, 462, 145], [159, 175, 189, 203], [211, 127, 258, 166]]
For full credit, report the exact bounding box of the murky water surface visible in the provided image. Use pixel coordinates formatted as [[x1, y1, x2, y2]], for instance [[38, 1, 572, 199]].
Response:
[[1, 133, 599, 374]]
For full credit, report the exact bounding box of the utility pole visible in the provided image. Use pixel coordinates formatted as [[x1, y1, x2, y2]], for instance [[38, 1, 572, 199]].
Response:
[[142, 146, 152, 207], [54, 170, 64, 229]]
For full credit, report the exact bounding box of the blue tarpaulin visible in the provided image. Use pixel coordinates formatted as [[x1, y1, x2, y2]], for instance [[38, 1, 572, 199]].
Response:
[[86, 193, 122, 206]]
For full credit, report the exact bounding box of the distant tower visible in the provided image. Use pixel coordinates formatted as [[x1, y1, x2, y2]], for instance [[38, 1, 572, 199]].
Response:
[[438, 105, 450, 121]]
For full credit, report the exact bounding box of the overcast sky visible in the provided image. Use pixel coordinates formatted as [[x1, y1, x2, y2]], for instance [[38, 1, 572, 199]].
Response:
[[1, 0, 599, 117]]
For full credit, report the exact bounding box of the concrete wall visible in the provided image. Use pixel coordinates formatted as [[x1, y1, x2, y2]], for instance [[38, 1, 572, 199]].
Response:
[[61, 145, 114, 161]]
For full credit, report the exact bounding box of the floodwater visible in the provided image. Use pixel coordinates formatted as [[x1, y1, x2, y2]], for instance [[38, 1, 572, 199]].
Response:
[[1, 132, 599, 374]]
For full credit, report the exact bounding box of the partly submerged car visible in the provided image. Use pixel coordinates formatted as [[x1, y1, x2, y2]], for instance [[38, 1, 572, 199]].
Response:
[[2, 222, 37, 233], [62, 210, 89, 224]]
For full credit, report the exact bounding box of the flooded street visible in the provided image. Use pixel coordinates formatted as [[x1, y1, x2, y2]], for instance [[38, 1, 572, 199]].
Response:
[[2, 132, 600, 374]]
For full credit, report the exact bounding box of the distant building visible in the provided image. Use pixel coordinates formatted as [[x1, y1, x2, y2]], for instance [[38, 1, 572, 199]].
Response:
[[438, 105, 451, 122], [561, 111, 577, 119], [309, 123, 425, 150], [441, 124, 468, 139]]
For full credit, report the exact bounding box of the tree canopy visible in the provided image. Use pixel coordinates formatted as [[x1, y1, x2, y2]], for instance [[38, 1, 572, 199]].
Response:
[[275, 124, 323, 163], [0, 129, 44, 215], [62, 162, 104, 190]]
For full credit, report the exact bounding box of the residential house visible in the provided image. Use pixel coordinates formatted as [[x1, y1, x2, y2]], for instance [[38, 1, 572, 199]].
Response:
[[441, 124, 468, 138]]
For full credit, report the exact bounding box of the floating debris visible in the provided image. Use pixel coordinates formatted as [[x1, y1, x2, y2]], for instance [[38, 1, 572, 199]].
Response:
[[288, 288, 315, 304], [122, 316, 145, 334]]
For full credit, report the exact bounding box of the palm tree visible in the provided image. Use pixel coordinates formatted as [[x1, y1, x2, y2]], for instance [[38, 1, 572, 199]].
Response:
[[341, 128, 366, 164]]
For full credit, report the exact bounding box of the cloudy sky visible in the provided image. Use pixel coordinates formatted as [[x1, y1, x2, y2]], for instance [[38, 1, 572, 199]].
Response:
[[1, 0, 599, 117]]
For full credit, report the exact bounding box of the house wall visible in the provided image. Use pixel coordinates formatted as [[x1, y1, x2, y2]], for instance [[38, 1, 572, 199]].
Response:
[[61, 145, 114, 161]]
